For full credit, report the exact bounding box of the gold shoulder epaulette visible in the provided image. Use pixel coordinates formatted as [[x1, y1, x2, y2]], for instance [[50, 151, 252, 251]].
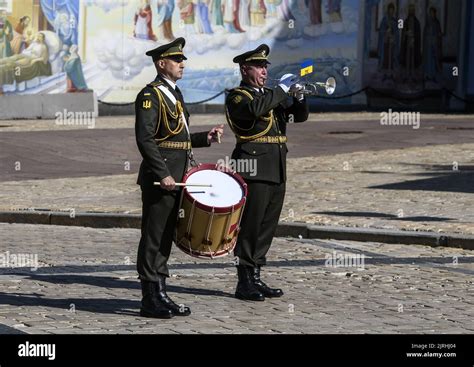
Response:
[[231, 87, 254, 101], [147, 81, 163, 88]]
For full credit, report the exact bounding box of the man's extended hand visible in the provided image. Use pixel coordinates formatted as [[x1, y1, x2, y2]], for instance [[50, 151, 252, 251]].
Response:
[[207, 124, 224, 144], [160, 175, 176, 191], [290, 83, 305, 101]]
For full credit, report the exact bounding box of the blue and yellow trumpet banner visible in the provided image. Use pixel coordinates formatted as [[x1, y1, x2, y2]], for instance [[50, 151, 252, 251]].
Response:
[[300, 60, 314, 77]]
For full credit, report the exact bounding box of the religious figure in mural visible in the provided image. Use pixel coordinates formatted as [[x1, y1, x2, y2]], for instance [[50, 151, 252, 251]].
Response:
[[63, 44, 89, 93], [306, 0, 322, 25], [377, 3, 399, 80], [134, 0, 157, 41], [264, 0, 279, 18], [250, 0, 266, 26], [423, 6, 442, 82], [0, 32, 51, 87], [223, 0, 245, 32], [0, 9, 13, 59], [179, 0, 196, 34], [196, 0, 214, 34], [157, 0, 176, 41], [239, 0, 251, 28], [11, 16, 32, 55], [277, 0, 295, 21], [400, 4, 421, 82], [210, 0, 224, 26], [54, 12, 77, 46], [326, 0, 342, 23]]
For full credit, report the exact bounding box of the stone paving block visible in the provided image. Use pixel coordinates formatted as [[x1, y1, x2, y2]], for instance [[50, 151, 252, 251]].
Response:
[[1, 128, 473, 236], [1, 223, 474, 334]]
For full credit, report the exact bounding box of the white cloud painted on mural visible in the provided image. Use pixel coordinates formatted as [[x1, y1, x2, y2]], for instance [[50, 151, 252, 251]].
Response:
[[170, 21, 283, 55], [93, 33, 152, 80], [91, 25, 269, 81], [85, 0, 360, 102], [89, 0, 359, 82], [85, 0, 126, 13]]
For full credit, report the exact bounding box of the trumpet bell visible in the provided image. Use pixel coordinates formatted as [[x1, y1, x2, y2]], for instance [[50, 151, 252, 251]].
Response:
[[313, 77, 337, 95], [325, 77, 336, 95]]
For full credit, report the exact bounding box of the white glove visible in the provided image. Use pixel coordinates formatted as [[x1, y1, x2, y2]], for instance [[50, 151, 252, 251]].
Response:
[[290, 83, 305, 101], [278, 73, 299, 93], [295, 90, 305, 102]]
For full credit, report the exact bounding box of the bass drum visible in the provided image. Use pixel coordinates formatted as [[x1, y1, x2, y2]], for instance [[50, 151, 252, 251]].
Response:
[[176, 163, 247, 259]]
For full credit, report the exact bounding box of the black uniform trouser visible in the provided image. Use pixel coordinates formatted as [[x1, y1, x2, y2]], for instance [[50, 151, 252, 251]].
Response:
[[234, 180, 286, 268], [137, 186, 181, 281]]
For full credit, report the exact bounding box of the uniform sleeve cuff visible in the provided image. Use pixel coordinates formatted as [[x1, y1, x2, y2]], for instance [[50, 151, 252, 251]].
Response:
[[278, 84, 290, 93]]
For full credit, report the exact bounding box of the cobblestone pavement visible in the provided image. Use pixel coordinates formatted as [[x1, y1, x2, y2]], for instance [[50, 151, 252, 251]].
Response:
[[0, 114, 225, 132], [1, 112, 472, 132], [0, 223, 473, 334], [2, 143, 473, 235], [286, 143, 474, 235], [2, 114, 474, 182]]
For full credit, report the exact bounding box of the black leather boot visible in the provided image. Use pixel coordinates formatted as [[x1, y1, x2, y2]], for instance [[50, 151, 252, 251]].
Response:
[[156, 275, 191, 316], [252, 266, 283, 297], [235, 266, 265, 301], [140, 280, 173, 319]]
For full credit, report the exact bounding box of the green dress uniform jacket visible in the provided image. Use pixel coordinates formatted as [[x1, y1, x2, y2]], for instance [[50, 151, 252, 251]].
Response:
[[226, 82, 309, 184], [225, 82, 309, 268], [136, 75, 209, 187], [135, 75, 209, 280]]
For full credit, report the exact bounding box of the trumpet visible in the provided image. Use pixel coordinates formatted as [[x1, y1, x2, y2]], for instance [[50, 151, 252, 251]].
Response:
[[291, 77, 337, 96]]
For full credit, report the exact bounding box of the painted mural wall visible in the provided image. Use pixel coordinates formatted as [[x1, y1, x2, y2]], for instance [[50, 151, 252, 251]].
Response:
[[363, 0, 463, 94], [0, 0, 470, 105], [0, 0, 361, 104]]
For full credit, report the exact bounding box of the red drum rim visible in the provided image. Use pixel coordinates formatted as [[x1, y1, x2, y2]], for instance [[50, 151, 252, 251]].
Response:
[[182, 163, 248, 214], [176, 240, 236, 259]]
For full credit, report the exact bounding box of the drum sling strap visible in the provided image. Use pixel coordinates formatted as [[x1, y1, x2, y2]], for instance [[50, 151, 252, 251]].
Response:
[[154, 84, 198, 167]]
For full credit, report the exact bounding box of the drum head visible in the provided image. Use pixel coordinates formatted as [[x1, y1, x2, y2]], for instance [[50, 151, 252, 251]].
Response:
[[186, 169, 243, 208]]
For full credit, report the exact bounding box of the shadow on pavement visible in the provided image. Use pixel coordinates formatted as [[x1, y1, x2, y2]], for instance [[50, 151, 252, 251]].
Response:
[[0, 274, 234, 316], [2, 256, 474, 277], [0, 291, 140, 316], [2, 255, 474, 316], [6, 273, 235, 298], [0, 323, 28, 334], [369, 165, 474, 194], [313, 211, 454, 222]]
